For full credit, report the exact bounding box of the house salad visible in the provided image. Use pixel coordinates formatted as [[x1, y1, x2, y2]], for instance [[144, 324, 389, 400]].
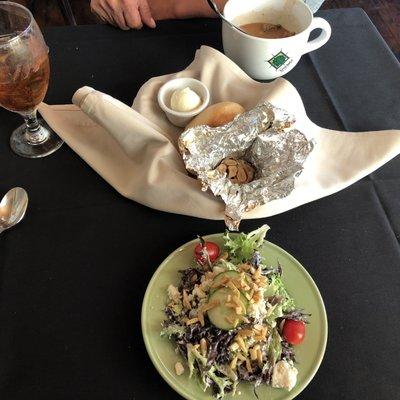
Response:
[[161, 225, 309, 399]]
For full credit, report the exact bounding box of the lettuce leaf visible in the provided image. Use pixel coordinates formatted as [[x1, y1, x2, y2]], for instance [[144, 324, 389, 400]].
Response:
[[207, 367, 234, 399], [223, 225, 270, 264], [187, 344, 208, 378], [160, 324, 185, 339], [214, 259, 238, 271], [269, 275, 295, 311], [265, 303, 284, 326], [268, 328, 282, 367], [187, 344, 235, 398]]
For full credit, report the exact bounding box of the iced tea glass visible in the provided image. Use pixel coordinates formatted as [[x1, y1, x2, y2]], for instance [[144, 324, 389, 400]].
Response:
[[0, 1, 63, 158]]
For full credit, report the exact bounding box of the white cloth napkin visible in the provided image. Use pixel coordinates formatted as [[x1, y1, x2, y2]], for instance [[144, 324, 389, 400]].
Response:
[[38, 46, 400, 223]]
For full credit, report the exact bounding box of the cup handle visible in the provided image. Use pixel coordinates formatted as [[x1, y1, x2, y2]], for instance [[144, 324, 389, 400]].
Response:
[[302, 17, 332, 55]]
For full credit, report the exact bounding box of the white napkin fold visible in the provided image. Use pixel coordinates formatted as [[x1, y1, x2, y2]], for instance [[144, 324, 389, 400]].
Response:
[[38, 46, 400, 222]]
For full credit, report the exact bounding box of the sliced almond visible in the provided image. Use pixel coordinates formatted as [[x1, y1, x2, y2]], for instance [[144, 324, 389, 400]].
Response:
[[201, 300, 220, 313], [231, 296, 241, 307], [225, 302, 238, 309], [230, 356, 238, 370], [225, 315, 236, 325], [230, 342, 240, 352], [227, 281, 239, 293], [241, 283, 250, 291], [262, 326, 268, 338], [258, 276, 267, 286], [200, 338, 207, 357], [245, 358, 253, 373], [197, 311, 205, 327], [238, 329, 253, 338], [257, 349, 263, 366], [236, 336, 247, 353], [249, 347, 258, 361]]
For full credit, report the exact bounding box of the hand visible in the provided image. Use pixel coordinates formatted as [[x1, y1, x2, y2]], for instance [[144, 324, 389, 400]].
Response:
[[90, 0, 156, 30]]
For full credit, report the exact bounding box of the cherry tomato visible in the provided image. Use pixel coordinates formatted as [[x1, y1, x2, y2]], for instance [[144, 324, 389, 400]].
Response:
[[194, 239, 220, 265], [282, 319, 306, 345]]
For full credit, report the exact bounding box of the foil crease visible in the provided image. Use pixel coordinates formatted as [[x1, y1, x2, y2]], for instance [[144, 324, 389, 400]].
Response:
[[179, 102, 314, 230]]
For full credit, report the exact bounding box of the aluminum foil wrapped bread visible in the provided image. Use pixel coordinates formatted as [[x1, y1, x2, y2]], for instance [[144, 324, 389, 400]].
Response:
[[179, 101, 315, 230]]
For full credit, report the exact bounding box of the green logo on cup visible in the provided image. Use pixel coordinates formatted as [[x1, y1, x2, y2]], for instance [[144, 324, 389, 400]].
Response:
[[268, 51, 290, 69]]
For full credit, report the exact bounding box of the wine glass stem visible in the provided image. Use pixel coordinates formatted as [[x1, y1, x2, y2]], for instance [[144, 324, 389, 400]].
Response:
[[23, 109, 49, 145]]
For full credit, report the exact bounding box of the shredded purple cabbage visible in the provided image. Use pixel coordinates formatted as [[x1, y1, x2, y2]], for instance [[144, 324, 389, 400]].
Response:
[[237, 364, 270, 386], [281, 341, 296, 362], [178, 267, 204, 292], [208, 329, 237, 365], [250, 251, 262, 267]]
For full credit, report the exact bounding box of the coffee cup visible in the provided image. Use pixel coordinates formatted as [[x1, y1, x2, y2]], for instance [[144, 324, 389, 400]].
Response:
[[222, 0, 332, 80]]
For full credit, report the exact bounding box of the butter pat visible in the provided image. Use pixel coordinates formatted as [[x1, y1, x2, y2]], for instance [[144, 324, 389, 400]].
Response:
[[170, 87, 202, 112]]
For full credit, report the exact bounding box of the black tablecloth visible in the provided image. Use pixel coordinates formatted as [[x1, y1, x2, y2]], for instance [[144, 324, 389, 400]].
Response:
[[1, 8, 399, 400]]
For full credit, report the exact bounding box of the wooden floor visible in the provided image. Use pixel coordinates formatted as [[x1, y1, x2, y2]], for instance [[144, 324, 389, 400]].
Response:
[[15, 0, 400, 54]]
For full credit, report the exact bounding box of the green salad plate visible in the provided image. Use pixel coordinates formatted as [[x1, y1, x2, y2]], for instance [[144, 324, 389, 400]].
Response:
[[141, 234, 328, 400]]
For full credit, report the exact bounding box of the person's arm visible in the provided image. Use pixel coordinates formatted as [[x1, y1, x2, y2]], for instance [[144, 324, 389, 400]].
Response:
[[91, 0, 228, 30], [90, 0, 156, 29], [148, 0, 228, 21], [174, 0, 229, 19]]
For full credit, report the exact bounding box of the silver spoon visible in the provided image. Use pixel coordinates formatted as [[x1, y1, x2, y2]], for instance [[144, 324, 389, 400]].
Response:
[[0, 187, 29, 234], [206, 0, 248, 35]]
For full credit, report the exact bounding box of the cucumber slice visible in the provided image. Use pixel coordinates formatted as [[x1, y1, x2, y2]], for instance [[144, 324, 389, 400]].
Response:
[[210, 271, 241, 293], [207, 288, 248, 331]]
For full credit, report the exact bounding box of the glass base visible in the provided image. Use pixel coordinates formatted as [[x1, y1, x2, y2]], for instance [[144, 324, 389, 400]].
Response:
[[10, 119, 63, 158]]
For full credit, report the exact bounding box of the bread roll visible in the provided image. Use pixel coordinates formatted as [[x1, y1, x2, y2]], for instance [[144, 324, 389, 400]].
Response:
[[185, 102, 245, 130]]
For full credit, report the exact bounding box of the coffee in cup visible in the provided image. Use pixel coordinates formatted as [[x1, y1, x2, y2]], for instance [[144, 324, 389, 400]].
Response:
[[240, 22, 295, 39], [222, 0, 332, 80]]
